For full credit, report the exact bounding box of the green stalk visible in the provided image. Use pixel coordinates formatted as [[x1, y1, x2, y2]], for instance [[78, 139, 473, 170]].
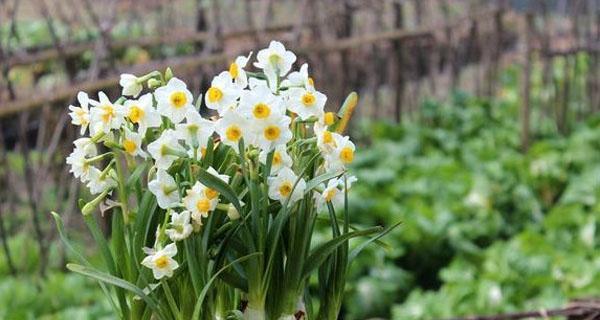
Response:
[[83, 213, 130, 319], [161, 279, 181, 320], [113, 151, 130, 224]]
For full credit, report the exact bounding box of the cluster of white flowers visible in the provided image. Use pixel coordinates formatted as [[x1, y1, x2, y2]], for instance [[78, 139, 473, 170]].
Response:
[[67, 41, 357, 279]]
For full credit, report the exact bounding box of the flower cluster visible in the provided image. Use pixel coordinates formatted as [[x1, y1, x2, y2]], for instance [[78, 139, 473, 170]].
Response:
[[67, 41, 357, 281]]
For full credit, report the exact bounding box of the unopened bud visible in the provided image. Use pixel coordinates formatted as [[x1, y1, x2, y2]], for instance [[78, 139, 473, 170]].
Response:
[[227, 204, 240, 220], [147, 78, 162, 89], [164, 67, 174, 81], [81, 190, 110, 215]]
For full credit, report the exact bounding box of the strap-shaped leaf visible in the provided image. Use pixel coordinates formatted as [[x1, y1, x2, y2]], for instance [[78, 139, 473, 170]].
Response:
[[51, 212, 119, 314], [349, 221, 402, 265], [316, 215, 391, 249], [302, 226, 382, 280], [83, 213, 130, 316], [67, 263, 166, 319], [133, 190, 158, 262], [196, 167, 243, 214], [126, 162, 148, 190], [192, 252, 262, 319], [304, 171, 344, 195]]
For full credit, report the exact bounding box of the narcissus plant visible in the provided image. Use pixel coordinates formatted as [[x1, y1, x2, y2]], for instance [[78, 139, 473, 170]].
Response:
[[56, 40, 396, 320]]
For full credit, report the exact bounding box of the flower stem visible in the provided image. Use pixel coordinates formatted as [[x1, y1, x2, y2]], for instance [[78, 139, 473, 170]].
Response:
[[160, 278, 181, 320]]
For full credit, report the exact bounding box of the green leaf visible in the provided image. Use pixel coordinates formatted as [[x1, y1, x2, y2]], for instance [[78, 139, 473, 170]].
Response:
[[83, 213, 130, 317], [196, 167, 243, 214], [133, 190, 158, 263], [67, 263, 167, 319], [304, 171, 344, 194], [126, 162, 148, 190], [348, 221, 402, 264], [192, 253, 262, 319], [51, 212, 119, 314], [302, 226, 383, 279]]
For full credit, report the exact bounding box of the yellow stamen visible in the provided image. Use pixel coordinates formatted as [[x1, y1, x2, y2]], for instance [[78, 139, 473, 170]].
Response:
[[128, 106, 144, 123], [253, 103, 271, 119], [273, 152, 282, 165], [225, 125, 242, 142], [279, 182, 292, 197], [170, 91, 187, 108], [340, 147, 354, 164], [323, 131, 333, 144], [155, 256, 169, 268], [264, 125, 281, 141], [325, 188, 337, 202], [307, 77, 315, 87], [207, 87, 223, 103], [302, 92, 316, 107], [101, 105, 115, 124], [204, 188, 219, 200], [123, 139, 137, 154], [196, 198, 211, 213]]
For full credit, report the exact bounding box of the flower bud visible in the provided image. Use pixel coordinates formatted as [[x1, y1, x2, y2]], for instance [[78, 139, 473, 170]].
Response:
[[81, 189, 110, 215], [227, 204, 240, 220], [119, 74, 142, 98], [165, 67, 174, 82], [147, 78, 162, 89]]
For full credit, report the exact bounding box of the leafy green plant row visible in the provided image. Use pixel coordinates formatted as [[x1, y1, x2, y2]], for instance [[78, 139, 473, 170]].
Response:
[[341, 88, 600, 319]]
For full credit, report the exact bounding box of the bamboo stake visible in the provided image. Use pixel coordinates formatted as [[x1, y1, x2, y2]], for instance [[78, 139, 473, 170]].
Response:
[[521, 13, 534, 152]]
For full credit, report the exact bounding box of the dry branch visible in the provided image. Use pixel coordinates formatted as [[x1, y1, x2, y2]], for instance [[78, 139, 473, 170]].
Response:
[[6, 24, 296, 68], [0, 7, 504, 119]]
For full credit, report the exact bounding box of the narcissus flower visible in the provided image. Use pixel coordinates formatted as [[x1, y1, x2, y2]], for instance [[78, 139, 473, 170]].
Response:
[[166, 210, 193, 241], [89, 92, 125, 134], [238, 84, 286, 122], [268, 167, 306, 204], [124, 93, 161, 136], [147, 129, 186, 169], [316, 176, 356, 209], [141, 243, 179, 280], [215, 108, 253, 150], [73, 137, 98, 157], [182, 168, 228, 222], [183, 181, 219, 222], [314, 125, 340, 155], [68, 92, 92, 135], [155, 77, 194, 123], [66, 138, 98, 182], [121, 127, 146, 158], [254, 41, 296, 88], [324, 134, 355, 172], [228, 52, 252, 89], [86, 167, 117, 195], [148, 170, 180, 209], [66, 151, 91, 182], [259, 145, 292, 175], [205, 71, 240, 115], [175, 109, 215, 149], [281, 63, 314, 89], [254, 114, 292, 151], [286, 85, 327, 120], [119, 73, 143, 98]]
